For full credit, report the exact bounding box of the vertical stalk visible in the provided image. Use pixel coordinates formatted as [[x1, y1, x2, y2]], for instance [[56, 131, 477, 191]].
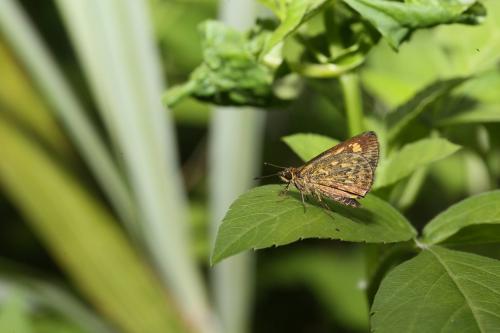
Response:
[[210, 2, 264, 333], [340, 72, 364, 136]]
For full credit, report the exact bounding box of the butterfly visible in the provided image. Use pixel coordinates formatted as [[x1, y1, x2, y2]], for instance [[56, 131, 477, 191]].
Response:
[[263, 131, 379, 210]]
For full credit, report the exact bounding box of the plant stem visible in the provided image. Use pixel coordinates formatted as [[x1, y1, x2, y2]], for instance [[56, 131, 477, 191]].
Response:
[[210, 3, 263, 333], [340, 72, 364, 135]]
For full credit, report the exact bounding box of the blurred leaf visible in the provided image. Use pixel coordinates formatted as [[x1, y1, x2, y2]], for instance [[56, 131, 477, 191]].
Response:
[[172, 97, 211, 126], [282, 133, 338, 161], [364, 241, 419, 306], [389, 167, 428, 210], [151, 0, 216, 73], [55, 1, 212, 329], [259, 0, 330, 56], [371, 246, 500, 332], [432, 0, 500, 75], [261, 248, 368, 330], [362, 1, 500, 108], [437, 107, 500, 126], [163, 21, 276, 107], [438, 224, 500, 248], [428, 152, 468, 199], [387, 77, 468, 141], [0, 294, 33, 333], [0, 118, 185, 333], [0, 41, 70, 157], [343, 0, 486, 49], [433, 71, 500, 127], [0, 0, 137, 234], [211, 185, 416, 264], [375, 138, 461, 189], [32, 317, 86, 333], [361, 32, 453, 107], [0, 260, 114, 333], [281, 4, 373, 78], [422, 191, 500, 246]]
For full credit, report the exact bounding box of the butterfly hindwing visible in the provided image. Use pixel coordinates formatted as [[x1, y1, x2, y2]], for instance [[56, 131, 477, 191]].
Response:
[[296, 132, 379, 207]]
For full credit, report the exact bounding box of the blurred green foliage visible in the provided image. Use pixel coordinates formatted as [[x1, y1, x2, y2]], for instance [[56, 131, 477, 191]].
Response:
[[1, 0, 500, 332]]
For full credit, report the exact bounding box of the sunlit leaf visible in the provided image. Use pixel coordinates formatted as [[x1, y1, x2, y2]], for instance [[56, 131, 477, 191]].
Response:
[[375, 138, 461, 189], [372, 246, 500, 332], [259, 0, 330, 55], [163, 21, 276, 107], [422, 191, 500, 246], [343, 0, 486, 49], [211, 185, 415, 264], [282, 133, 338, 161]]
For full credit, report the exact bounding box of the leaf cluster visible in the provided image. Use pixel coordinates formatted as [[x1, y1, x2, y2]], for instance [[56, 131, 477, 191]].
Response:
[[164, 0, 485, 107], [207, 1, 500, 329]]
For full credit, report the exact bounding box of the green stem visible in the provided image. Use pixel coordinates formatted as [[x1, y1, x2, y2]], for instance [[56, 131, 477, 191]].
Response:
[[209, 2, 262, 333], [340, 72, 364, 136]]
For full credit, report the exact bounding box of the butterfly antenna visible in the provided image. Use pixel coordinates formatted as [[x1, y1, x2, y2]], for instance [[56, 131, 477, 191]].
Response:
[[254, 172, 280, 180], [263, 162, 287, 169]]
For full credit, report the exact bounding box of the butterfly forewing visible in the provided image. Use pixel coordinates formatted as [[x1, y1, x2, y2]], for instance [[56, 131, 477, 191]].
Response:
[[301, 153, 374, 197], [299, 131, 379, 174]]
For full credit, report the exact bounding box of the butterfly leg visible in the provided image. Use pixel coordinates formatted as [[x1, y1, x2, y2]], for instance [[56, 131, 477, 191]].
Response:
[[279, 182, 290, 196], [313, 192, 335, 218], [300, 191, 308, 212]]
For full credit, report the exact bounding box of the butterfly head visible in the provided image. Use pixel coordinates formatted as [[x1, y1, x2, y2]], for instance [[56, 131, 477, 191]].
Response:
[[278, 167, 296, 183]]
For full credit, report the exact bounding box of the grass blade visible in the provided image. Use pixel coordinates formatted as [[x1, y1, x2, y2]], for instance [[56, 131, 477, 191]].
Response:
[[0, 116, 185, 333], [54, 1, 214, 330], [0, 0, 137, 232]]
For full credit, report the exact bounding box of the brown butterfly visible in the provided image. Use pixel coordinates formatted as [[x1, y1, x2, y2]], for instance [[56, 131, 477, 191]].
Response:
[[263, 131, 379, 209]]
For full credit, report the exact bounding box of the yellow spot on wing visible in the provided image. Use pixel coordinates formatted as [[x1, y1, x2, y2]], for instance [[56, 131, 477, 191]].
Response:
[[352, 143, 362, 152], [335, 147, 345, 154]]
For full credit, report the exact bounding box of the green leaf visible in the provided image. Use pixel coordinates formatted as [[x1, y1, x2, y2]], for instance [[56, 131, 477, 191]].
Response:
[[0, 259, 114, 333], [375, 138, 461, 189], [387, 77, 468, 141], [437, 107, 500, 126], [371, 246, 500, 333], [211, 185, 416, 264], [260, 0, 330, 56], [432, 71, 500, 126], [0, 0, 136, 232], [0, 42, 70, 157], [362, 0, 500, 108], [261, 248, 368, 330], [0, 295, 33, 333], [422, 191, 500, 246], [343, 0, 486, 49], [0, 118, 185, 333], [282, 133, 338, 161], [163, 20, 276, 107]]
